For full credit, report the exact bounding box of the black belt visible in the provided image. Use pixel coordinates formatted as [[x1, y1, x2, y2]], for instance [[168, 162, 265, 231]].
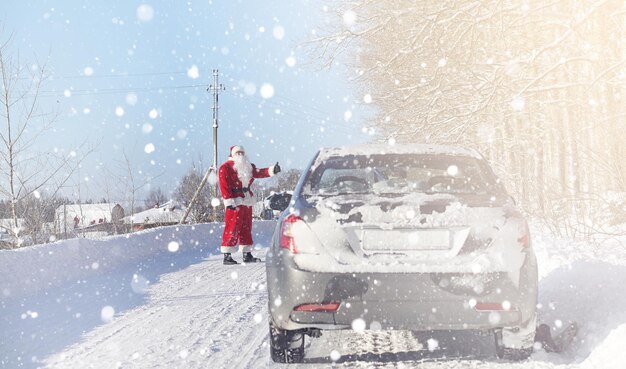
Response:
[[231, 187, 249, 193]]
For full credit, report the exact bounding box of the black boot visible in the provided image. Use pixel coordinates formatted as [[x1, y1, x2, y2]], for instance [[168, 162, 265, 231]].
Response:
[[243, 252, 261, 263], [223, 253, 238, 265]]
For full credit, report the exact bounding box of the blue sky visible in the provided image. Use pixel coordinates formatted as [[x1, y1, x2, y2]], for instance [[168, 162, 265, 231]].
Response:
[[1, 0, 372, 202]]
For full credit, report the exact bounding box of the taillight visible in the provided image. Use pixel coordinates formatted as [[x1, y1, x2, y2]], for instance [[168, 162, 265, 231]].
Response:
[[293, 302, 340, 312], [518, 221, 531, 248], [279, 214, 302, 253]]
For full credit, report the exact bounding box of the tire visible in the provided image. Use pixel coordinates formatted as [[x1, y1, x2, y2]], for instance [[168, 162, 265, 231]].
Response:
[[494, 327, 534, 361], [269, 320, 305, 363], [496, 345, 533, 361], [494, 312, 537, 361]]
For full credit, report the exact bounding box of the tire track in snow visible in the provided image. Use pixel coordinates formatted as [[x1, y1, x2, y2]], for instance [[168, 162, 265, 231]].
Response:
[[43, 252, 271, 369]]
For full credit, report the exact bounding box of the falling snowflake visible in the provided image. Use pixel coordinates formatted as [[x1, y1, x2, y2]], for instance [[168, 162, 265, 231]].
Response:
[[260, 83, 274, 99], [344, 110, 352, 122], [187, 65, 199, 79], [144, 143, 155, 154], [142, 123, 153, 134], [168, 241, 179, 252], [351, 318, 366, 332], [274, 297, 282, 307], [208, 171, 218, 186], [136, 4, 154, 22], [427, 338, 439, 351], [447, 165, 459, 176], [273, 25, 285, 40], [101, 306, 115, 322], [343, 10, 357, 26], [126, 93, 138, 106]]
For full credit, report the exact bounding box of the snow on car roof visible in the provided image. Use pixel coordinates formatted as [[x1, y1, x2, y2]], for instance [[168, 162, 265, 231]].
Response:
[[318, 143, 482, 159]]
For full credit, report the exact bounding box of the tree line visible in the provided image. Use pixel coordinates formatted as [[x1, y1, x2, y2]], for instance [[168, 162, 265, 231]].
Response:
[[314, 0, 626, 239], [0, 165, 301, 249]]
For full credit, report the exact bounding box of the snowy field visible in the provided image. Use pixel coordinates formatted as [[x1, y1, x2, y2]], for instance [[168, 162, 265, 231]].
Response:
[[1, 220, 626, 369]]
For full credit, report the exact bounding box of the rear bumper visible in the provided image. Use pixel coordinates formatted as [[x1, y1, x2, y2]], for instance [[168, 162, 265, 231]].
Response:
[[266, 250, 537, 332]]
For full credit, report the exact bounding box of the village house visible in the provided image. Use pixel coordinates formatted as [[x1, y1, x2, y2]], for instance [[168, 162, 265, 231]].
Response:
[[54, 203, 125, 238], [124, 200, 184, 231]]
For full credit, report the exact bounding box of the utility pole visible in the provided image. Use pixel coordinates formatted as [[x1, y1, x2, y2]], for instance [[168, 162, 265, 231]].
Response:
[[209, 69, 225, 198], [180, 69, 225, 224]]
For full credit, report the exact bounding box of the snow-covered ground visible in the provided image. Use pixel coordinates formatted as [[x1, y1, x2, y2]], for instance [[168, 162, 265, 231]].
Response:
[[1, 220, 625, 369]]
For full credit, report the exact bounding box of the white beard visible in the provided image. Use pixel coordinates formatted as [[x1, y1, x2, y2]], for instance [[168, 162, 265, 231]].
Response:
[[232, 155, 253, 186]]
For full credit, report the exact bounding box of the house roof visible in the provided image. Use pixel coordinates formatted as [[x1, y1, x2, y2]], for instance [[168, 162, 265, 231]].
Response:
[[124, 200, 184, 225], [56, 203, 120, 215], [55, 203, 122, 228]]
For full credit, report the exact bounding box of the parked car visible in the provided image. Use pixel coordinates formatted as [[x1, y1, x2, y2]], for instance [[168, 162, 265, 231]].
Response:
[[265, 143, 537, 363]]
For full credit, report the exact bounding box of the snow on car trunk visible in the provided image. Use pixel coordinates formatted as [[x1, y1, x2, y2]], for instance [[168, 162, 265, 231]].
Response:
[[290, 192, 527, 283]]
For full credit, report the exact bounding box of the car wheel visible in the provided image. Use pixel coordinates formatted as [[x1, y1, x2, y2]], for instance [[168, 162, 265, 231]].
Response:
[[494, 315, 536, 361], [269, 320, 305, 363], [495, 343, 533, 361]]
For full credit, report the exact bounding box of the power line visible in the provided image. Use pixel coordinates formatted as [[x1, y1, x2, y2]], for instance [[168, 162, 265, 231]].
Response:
[[223, 90, 362, 136], [21, 68, 220, 81], [50, 70, 191, 79], [32, 83, 207, 98], [18, 71, 366, 136]]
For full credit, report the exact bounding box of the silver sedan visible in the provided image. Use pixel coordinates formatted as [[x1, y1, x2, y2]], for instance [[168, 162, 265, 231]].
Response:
[[265, 143, 538, 363]]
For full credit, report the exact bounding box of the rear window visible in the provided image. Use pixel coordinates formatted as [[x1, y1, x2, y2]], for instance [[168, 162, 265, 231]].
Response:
[[302, 154, 505, 196]]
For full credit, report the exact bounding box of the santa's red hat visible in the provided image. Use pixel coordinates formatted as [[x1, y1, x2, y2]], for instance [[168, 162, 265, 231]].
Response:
[[230, 145, 245, 157]]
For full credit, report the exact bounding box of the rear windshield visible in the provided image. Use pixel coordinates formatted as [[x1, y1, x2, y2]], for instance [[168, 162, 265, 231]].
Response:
[[302, 154, 505, 197]]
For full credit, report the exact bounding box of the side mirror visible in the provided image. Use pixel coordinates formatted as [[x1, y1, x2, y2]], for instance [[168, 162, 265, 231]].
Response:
[[267, 193, 292, 212]]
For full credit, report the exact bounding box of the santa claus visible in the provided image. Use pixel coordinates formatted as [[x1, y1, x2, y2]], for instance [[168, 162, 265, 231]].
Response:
[[219, 145, 280, 265]]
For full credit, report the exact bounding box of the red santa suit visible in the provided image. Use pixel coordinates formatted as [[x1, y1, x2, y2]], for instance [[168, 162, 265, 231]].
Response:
[[219, 145, 278, 254]]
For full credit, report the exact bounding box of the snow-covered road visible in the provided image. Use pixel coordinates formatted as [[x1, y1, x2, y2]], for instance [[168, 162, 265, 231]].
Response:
[[2, 221, 626, 369]]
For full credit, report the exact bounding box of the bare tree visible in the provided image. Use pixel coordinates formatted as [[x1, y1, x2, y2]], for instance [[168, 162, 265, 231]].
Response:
[[0, 37, 88, 247], [145, 188, 168, 208], [21, 191, 69, 245], [262, 168, 302, 194], [312, 0, 626, 238], [115, 149, 160, 229], [174, 163, 216, 223]]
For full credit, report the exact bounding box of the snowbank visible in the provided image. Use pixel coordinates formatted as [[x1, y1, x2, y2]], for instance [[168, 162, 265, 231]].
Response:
[[3, 220, 626, 368], [0, 221, 276, 300]]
